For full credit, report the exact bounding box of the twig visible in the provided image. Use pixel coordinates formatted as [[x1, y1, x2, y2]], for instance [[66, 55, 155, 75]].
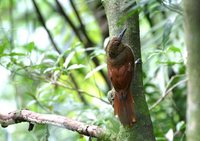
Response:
[[51, 80, 109, 104], [28, 93, 53, 113], [149, 78, 187, 110], [0, 110, 105, 138]]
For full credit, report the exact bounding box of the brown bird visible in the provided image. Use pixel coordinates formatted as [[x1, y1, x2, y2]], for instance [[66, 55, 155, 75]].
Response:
[[106, 28, 136, 126]]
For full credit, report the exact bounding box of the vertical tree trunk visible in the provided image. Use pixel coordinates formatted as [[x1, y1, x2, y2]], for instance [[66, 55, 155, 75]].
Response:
[[103, 0, 155, 140], [184, 0, 200, 141]]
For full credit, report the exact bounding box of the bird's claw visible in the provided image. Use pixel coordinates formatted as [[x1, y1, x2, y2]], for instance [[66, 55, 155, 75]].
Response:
[[107, 89, 115, 106], [135, 58, 142, 64]]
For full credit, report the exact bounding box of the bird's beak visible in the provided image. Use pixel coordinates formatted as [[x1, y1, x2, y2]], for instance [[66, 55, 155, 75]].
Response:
[[118, 28, 127, 42]]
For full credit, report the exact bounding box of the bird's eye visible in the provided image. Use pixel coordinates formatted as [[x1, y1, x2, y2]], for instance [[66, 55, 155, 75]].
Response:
[[113, 40, 120, 46]]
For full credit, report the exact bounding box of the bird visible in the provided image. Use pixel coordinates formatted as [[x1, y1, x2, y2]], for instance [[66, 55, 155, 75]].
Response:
[[106, 28, 136, 126]]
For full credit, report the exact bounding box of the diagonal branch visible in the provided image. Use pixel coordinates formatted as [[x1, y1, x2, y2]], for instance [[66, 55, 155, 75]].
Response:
[[69, 0, 91, 44], [31, 0, 61, 54], [55, 0, 84, 44], [0, 110, 106, 138], [149, 78, 187, 110]]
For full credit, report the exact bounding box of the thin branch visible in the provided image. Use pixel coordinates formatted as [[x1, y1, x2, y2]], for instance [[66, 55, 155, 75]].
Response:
[[28, 93, 53, 113], [149, 78, 187, 110], [31, 0, 61, 54], [9, 0, 14, 48], [69, 0, 91, 44], [143, 4, 156, 35], [55, 0, 84, 44], [51, 80, 110, 104], [0, 110, 106, 138], [69, 73, 88, 105]]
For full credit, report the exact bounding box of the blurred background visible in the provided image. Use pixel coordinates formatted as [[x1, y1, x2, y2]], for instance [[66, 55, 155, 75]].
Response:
[[0, 0, 186, 140]]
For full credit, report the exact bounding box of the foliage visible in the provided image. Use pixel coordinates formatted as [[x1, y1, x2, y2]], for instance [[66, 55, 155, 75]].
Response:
[[0, 0, 186, 140]]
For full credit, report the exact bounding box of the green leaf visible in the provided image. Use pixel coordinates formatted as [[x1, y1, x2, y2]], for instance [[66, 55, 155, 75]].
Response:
[[24, 42, 35, 52], [159, 61, 183, 65], [85, 64, 106, 79], [9, 52, 26, 56], [6, 62, 13, 69], [63, 51, 75, 68], [167, 46, 181, 53], [0, 41, 7, 54], [0, 52, 26, 57], [44, 67, 61, 73], [67, 64, 85, 70], [46, 52, 59, 61], [176, 121, 185, 132]]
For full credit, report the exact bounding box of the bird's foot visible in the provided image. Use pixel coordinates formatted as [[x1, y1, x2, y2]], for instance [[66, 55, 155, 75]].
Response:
[[107, 88, 115, 107], [135, 58, 142, 64]]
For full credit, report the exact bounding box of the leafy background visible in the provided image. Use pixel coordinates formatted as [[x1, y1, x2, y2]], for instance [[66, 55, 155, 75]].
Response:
[[0, 0, 186, 141]]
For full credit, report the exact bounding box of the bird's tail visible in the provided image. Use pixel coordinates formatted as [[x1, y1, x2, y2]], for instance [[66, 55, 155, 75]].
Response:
[[114, 89, 136, 126]]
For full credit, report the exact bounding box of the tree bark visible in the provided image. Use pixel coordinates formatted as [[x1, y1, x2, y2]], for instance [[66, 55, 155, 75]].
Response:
[[103, 0, 155, 141], [184, 0, 200, 141]]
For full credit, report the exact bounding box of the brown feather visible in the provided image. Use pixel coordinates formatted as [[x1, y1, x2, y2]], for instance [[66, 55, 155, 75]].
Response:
[[114, 89, 136, 125]]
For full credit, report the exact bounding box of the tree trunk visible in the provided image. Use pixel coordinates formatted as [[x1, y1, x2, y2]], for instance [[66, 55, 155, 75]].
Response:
[[103, 0, 155, 140], [184, 0, 200, 141]]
